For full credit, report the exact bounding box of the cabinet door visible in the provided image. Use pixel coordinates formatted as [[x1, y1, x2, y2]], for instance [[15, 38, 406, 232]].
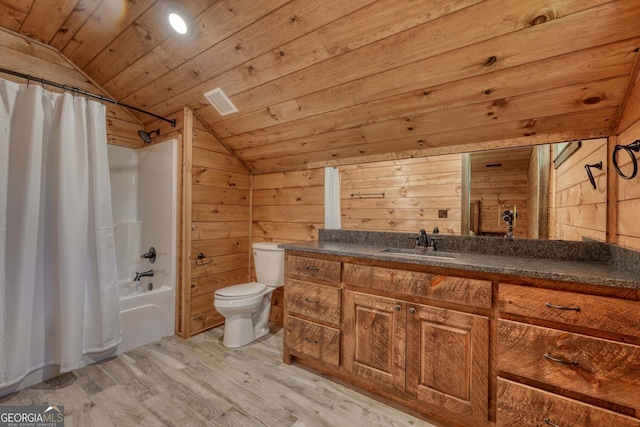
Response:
[[406, 303, 489, 422], [342, 291, 406, 391]]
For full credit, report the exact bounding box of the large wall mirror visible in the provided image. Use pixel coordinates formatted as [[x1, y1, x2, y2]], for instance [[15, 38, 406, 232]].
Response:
[[462, 138, 607, 241], [339, 138, 608, 242]]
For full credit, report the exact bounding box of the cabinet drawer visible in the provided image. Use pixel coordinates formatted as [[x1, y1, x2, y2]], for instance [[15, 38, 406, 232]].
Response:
[[286, 255, 341, 284], [285, 279, 341, 326], [499, 283, 640, 339], [343, 263, 492, 309], [498, 320, 640, 415], [285, 316, 340, 367], [497, 378, 640, 427]]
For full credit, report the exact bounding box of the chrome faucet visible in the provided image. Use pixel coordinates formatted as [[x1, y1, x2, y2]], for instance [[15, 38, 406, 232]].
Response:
[[134, 270, 154, 281]]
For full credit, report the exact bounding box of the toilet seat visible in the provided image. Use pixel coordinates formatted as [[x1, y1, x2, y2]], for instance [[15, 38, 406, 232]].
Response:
[[214, 282, 266, 300]]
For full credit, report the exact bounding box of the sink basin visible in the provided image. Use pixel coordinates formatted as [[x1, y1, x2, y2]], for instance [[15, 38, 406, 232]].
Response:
[[379, 248, 457, 259]]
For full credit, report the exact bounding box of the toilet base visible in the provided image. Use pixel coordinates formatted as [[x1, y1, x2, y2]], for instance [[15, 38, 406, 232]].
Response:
[[219, 293, 274, 348], [221, 322, 271, 348], [222, 312, 259, 348]]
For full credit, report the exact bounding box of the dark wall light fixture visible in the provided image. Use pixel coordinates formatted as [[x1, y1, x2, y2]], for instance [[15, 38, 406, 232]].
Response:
[[613, 139, 640, 180], [584, 161, 603, 190], [138, 129, 160, 144]]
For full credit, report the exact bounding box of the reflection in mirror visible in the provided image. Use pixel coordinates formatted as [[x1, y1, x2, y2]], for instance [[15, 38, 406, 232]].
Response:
[[549, 138, 607, 242], [338, 139, 607, 242], [340, 154, 463, 234], [464, 138, 607, 241], [468, 146, 544, 239]]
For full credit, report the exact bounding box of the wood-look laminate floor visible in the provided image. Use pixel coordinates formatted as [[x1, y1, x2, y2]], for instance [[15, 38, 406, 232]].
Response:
[[0, 325, 442, 427]]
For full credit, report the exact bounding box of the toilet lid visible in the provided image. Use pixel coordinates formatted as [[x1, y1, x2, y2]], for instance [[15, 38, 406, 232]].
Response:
[[215, 282, 266, 298], [252, 242, 283, 251]]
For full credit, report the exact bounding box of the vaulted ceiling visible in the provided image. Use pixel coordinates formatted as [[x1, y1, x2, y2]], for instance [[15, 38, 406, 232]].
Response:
[[1, 0, 639, 173]]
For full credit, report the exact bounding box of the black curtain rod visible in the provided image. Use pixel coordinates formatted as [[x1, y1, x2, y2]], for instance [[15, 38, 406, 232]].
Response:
[[0, 67, 176, 127]]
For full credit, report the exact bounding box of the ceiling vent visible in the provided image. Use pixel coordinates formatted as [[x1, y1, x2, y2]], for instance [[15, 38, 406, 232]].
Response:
[[203, 88, 238, 116]]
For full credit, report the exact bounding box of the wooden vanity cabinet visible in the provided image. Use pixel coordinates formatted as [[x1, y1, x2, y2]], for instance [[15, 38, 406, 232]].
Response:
[[283, 250, 640, 427], [497, 379, 640, 427], [342, 262, 491, 424], [497, 282, 640, 426], [283, 253, 342, 367], [342, 291, 489, 421]]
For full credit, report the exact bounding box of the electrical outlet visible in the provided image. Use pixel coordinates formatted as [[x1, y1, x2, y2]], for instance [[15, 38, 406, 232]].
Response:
[[438, 209, 448, 218]]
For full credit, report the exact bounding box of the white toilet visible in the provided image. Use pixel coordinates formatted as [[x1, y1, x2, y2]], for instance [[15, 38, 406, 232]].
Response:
[[213, 242, 285, 348]]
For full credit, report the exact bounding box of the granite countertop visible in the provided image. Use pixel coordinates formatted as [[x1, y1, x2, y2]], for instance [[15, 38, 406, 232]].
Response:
[[279, 240, 640, 290]]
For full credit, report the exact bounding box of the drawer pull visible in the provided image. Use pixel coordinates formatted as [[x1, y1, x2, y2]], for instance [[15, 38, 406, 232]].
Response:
[[395, 305, 402, 312], [543, 418, 560, 427], [305, 266, 320, 271], [543, 353, 580, 366], [545, 302, 581, 312], [409, 307, 416, 315], [304, 337, 319, 344], [304, 298, 320, 304]]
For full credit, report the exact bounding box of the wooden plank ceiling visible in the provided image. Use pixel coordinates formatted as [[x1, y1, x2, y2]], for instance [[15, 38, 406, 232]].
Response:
[[1, 0, 640, 173]]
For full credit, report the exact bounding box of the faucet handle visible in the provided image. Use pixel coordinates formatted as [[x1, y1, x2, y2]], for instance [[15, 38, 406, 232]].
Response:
[[429, 237, 444, 251], [140, 246, 156, 263], [407, 235, 421, 248]]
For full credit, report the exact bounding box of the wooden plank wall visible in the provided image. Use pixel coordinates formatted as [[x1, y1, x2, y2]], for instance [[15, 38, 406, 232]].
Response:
[[252, 169, 325, 244], [526, 146, 551, 239], [146, 110, 252, 337], [188, 116, 252, 335], [616, 120, 640, 250], [0, 28, 143, 148], [470, 151, 530, 238], [340, 155, 462, 234], [252, 169, 325, 324], [550, 138, 608, 242]]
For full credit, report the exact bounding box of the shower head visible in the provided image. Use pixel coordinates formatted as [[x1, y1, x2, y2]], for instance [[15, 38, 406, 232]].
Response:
[[138, 129, 160, 143]]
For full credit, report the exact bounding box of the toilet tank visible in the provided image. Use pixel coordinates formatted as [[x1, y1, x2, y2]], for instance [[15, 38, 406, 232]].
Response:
[[252, 242, 285, 288]]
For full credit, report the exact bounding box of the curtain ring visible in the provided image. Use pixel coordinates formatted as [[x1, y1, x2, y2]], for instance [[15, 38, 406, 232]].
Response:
[[26, 75, 30, 87]]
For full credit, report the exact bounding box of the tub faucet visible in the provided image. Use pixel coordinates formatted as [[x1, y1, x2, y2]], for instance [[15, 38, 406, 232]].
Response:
[[134, 270, 154, 281]]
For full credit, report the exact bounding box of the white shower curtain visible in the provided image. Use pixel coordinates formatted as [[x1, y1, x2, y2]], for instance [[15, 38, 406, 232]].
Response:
[[0, 78, 120, 388], [324, 167, 341, 229]]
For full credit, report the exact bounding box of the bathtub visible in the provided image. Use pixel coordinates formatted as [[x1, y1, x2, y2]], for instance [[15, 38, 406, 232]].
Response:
[[108, 139, 178, 354], [117, 283, 175, 354]]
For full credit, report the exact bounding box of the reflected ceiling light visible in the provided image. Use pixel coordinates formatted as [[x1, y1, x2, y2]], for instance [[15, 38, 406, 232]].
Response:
[[168, 9, 189, 35]]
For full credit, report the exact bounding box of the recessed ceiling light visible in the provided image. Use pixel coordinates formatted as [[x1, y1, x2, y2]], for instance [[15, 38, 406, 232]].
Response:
[[168, 11, 188, 35]]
